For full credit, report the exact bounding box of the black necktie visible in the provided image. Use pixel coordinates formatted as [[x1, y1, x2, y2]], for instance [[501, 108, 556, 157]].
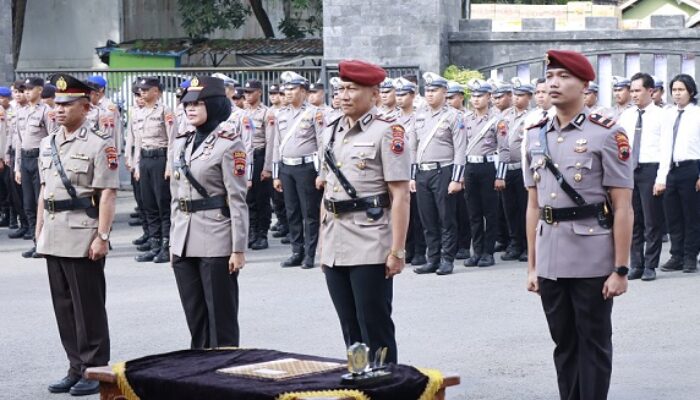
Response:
[[670, 109, 685, 163], [632, 109, 645, 168]]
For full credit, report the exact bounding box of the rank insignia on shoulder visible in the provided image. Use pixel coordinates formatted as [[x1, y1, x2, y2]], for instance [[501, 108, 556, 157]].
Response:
[[92, 129, 110, 139], [105, 146, 119, 170], [218, 129, 240, 140], [615, 131, 630, 161], [589, 113, 615, 129], [233, 151, 246, 177], [526, 117, 548, 130]]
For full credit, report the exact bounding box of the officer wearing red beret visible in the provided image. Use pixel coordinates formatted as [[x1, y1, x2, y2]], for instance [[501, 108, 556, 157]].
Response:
[[317, 59, 411, 363], [522, 50, 634, 399]]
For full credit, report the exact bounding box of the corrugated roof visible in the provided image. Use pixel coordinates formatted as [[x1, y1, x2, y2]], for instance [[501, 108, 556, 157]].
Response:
[[115, 38, 323, 56]]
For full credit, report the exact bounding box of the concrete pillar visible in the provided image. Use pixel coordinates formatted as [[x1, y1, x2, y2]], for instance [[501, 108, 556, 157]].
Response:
[[323, 0, 461, 74], [0, 0, 13, 85]]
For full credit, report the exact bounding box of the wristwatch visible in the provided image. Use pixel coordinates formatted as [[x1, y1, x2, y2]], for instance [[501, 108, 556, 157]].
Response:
[[613, 266, 629, 276], [98, 231, 110, 241], [390, 249, 406, 259]]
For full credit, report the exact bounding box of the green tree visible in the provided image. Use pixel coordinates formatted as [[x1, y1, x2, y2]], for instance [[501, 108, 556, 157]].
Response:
[[443, 65, 484, 102], [177, 0, 251, 38]]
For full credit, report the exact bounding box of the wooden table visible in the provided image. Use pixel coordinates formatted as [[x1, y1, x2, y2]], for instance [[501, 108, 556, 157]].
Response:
[[85, 365, 460, 400]]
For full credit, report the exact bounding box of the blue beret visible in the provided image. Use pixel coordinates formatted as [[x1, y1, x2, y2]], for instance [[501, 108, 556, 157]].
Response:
[[180, 79, 191, 89], [0, 86, 11, 97], [87, 75, 107, 88]]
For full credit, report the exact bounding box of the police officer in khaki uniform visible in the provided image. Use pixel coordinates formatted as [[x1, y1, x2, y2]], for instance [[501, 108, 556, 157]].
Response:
[[410, 72, 466, 275], [524, 50, 633, 400], [378, 78, 399, 119], [133, 77, 176, 263], [36, 74, 119, 396], [0, 87, 12, 227], [490, 80, 513, 254], [611, 76, 632, 121], [267, 83, 290, 239], [15, 77, 55, 257], [463, 79, 499, 267], [272, 72, 324, 269], [4, 82, 29, 235], [318, 59, 410, 364], [583, 82, 610, 116], [86, 76, 123, 152], [243, 79, 275, 250], [395, 78, 427, 266], [494, 77, 534, 262], [125, 80, 150, 247], [170, 76, 248, 349]]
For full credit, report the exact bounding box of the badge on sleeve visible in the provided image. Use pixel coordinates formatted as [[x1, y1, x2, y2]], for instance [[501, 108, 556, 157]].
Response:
[[233, 151, 247, 177], [105, 147, 119, 170], [615, 131, 630, 161], [267, 114, 275, 126], [165, 113, 174, 125], [242, 116, 253, 131], [497, 121, 508, 136], [316, 111, 325, 127], [390, 124, 405, 155]]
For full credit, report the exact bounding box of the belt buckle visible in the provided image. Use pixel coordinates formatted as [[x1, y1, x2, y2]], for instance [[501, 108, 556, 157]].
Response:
[[179, 198, 189, 213], [331, 201, 337, 216], [47, 198, 55, 214], [543, 206, 554, 224]]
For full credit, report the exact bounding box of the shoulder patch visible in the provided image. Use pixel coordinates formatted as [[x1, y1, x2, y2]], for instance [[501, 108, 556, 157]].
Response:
[[233, 150, 246, 177], [589, 113, 615, 129], [165, 112, 175, 125], [267, 114, 275, 126], [315, 110, 325, 127], [526, 117, 548, 130], [390, 124, 405, 155], [105, 146, 119, 170], [497, 120, 508, 136], [615, 131, 630, 161]]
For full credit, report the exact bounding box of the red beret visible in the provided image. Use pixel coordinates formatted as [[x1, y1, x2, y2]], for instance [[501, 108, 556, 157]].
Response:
[[338, 60, 387, 86], [545, 50, 596, 82]]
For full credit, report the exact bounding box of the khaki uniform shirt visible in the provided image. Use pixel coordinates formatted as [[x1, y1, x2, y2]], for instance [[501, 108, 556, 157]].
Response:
[[86, 101, 122, 153], [410, 104, 466, 166], [464, 108, 500, 157], [175, 103, 193, 137], [319, 108, 410, 266], [4, 104, 19, 163], [170, 124, 249, 257], [522, 108, 633, 279], [496, 106, 530, 165], [248, 103, 275, 172], [0, 107, 7, 158], [36, 122, 120, 258], [272, 103, 325, 162], [132, 102, 176, 171], [223, 105, 255, 174], [15, 102, 54, 170], [610, 103, 633, 122]]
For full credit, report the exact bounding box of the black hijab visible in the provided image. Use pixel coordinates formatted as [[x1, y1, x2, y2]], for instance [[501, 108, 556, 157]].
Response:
[[193, 96, 232, 151]]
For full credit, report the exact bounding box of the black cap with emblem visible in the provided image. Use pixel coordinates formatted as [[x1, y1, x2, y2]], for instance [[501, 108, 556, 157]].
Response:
[[180, 76, 227, 103], [48, 74, 92, 104], [243, 80, 262, 92], [137, 77, 162, 90], [24, 77, 45, 89]]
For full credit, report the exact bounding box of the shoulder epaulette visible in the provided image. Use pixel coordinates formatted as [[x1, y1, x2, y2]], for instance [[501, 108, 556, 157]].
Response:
[[91, 128, 111, 139], [218, 128, 241, 141], [376, 114, 397, 123], [176, 129, 193, 138], [526, 117, 548, 130], [328, 115, 343, 127], [589, 113, 615, 129]]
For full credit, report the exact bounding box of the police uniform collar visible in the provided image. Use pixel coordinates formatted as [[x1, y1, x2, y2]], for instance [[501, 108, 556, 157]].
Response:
[[548, 108, 587, 132]]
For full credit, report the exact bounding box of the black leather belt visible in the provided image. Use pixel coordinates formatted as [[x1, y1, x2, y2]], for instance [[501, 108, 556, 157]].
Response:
[[178, 195, 227, 213], [21, 148, 40, 158], [323, 193, 391, 215], [45, 196, 95, 213], [140, 147, 168, 158], [670, 159, 699, 169], [540, 202, 606, 224]]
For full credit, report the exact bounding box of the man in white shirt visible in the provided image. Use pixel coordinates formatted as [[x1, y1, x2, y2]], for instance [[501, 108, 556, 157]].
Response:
[[618, 73, 665, 281], [653, 74, 700, 274]]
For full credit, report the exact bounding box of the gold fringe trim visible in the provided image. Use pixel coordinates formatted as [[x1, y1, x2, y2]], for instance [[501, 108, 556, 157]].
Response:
[[277, 389, 370, 400], [417, 367, 444, 400], [113, 361, 141, 400]]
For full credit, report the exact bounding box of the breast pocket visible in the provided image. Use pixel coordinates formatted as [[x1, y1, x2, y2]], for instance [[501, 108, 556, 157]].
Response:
[[28, 119, 43, 133], [39, 158, 52, 182], [65, 159, 92, 187], [298, 119, 315, 138], [529, 156, 545, 188], [564, 156, 593, 189], [349, 146, 377, 177]]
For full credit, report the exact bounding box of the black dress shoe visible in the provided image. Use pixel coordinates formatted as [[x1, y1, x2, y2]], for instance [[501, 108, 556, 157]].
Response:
[[500, 250, 520, 261], [493, 242, 507, 253], [129, 212, 140, 218], [9, 222, 19, 230], [661, 257, 684, 272], [478, 254, 495, 267], [641, 268, 656, 281], [132, 233, 149, 246], [628, 267, 644, 280], [272, 227, 289, 238], [270, 222, 280, 232], [8, 226, 27, 239], [436, 260, 454, 275], [21, 246, 37, 258], [153, 248, 171, 264], [414, 261, 439, 274], [136, 239, 161, 262], [23, 231, 34, 240], [683, 264, 698, 273], [455, 248, 470, 260], [301, 256, 315, 269], [128, 218, 142, 227], [136, 239, 153, 252], [69, 378, 100, 396], [411, 254, 427, 266], [518, 252, 528, 262], [281, 253, 304, 268], [463, 255, 480, 267], [251, 237, 269, 250], [48, 374, 81, 393], [280, 235, 291, 244]]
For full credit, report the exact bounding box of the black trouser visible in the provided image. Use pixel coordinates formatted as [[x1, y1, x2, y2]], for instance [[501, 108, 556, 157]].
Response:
[[246, 148, 273, 239], [456, 189, 471, 251], [416, 165, 458, 263], [172, 255, 240, 349], [631, 163, 664, 269], [46, 255, 110, 377], [3, 149, 27, 227], [272, 190, 288, 228], [324, 264, 397, 364], [21, 152, 41, 235], [664, 162, 700, 262], [279, 163, 321, 257], [501, 168, 527, 253], [496, 192, 509, 246], [465, 162, 498, 256], [139, 151, 171, 240], [539, 276, 613, 400], [405, 192, 426, 259], [131, 173, 148, 235]]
